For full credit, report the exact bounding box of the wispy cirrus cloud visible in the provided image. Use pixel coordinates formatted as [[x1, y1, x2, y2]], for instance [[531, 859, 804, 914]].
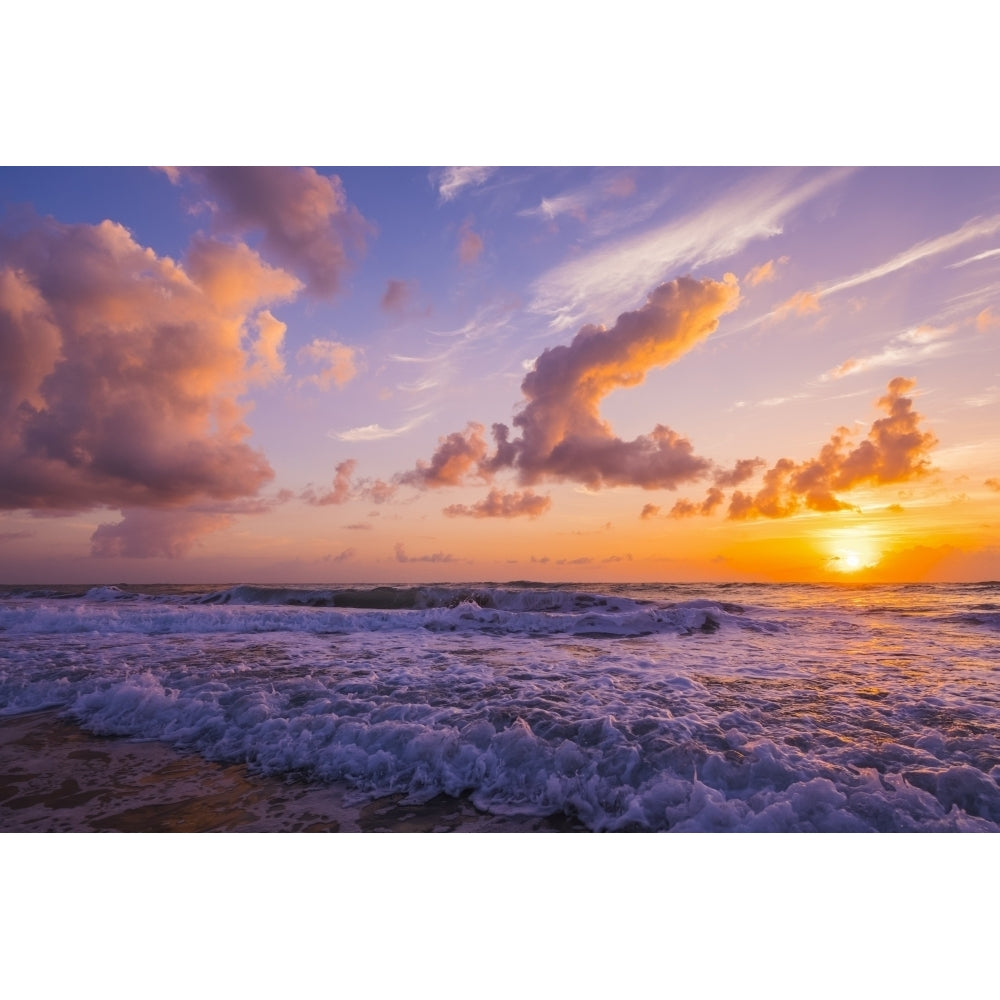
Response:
[[821, 324, 954, 381], [529, 168, 852, 332], [434, 167, 497, 203], [762, 214, 1000, 327], [332, 412, 433, 442], [948, 247, 1000, 269], [518, 170, 638, 225]]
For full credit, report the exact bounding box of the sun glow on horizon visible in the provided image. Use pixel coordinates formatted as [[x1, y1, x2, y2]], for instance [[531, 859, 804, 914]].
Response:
[[825, 527, 883, 574]]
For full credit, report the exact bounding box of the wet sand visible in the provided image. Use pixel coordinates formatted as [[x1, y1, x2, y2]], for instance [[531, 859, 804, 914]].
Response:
[[0, 710, 580, 832]]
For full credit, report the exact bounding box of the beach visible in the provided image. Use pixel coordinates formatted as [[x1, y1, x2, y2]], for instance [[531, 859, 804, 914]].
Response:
[[1, 581, 998, 832], [0, 709, 572, 832]]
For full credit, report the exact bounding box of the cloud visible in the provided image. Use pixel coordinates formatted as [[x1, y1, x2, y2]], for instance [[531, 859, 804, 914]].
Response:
[[302, 459, 399, 507], [394, 542, 458, 563], [820, 324, 954, 381], [435, 167, 496, 202], [728, 377, 937, 519], [640, 503, 661, 520], [986, 478, 1000, 492], [91, 508, 234, 558], [490, 275, 741, 490], [669, 487, 725, 518], [770, 289, 821, 322], [302, 459, 356, 506], [757, 213, 1000, 328], [297, 338, 360, 389], [177, 167, 372, 297], [714, 457, 765, 487], [457, 219, 484, 265], [443, 488, 551, 519], [819, 214, 1000, 299], [248, 310, 288, 383], [333, 413, 432, 442], [517, 170, 637, 225], [976, 307, 999, 332], [399, 423, 490, 488], [381, 278, 416, 312], [744, 256, 788, 286], [0, 214, 286, 520], [0, 530, 33, 543], [949, 247, 1000, 268], [397, 276, 741, 504], [529, 168, 851, 331]]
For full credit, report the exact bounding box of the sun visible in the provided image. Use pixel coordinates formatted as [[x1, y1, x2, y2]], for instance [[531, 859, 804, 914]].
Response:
[[841, 550, 863, 572], [824, 529, 883, 575]]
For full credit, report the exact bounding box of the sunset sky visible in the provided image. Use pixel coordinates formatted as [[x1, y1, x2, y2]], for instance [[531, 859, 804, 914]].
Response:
[[2, 165, 999, 583]]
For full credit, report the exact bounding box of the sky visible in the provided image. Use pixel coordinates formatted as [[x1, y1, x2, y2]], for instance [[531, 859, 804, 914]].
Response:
[[1, 165, 999, 584]]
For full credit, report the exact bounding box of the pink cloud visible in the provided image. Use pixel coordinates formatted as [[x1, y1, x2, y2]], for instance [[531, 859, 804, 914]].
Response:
[[297, 338, 361, 389], [458, 219, 484, 266], [0, 215, 288, 520], [91, 508, 234, 558], [490, 275, 740, 490], [302, 459, 357, 506], [381, 278, 415, 312], [714, 457, 765, 487], [443, 488, 551, 519], [394, 542, 459, 563], [179, 167, 372, 297], [399, 423, 490, 488]]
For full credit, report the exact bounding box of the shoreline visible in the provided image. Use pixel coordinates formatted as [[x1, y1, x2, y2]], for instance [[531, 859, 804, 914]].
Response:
[[0, 710, 578, 833]]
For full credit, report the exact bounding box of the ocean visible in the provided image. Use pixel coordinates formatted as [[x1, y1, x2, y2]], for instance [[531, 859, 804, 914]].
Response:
[[1, 580, 998, 832]]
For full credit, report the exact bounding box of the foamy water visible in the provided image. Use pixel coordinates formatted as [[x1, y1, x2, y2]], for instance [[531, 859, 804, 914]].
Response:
[[1, 581, 997, 831]]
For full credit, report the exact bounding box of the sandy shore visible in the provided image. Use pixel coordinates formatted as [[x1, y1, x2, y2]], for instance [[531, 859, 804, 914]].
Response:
[[0, 710, 580, 832]]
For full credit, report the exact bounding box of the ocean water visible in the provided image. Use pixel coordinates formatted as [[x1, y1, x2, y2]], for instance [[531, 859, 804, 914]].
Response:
[[1, 580, 997, 832]]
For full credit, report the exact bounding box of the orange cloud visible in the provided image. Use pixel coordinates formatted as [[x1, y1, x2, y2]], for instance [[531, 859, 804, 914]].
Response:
[[772, 289, 821, 321], [976, 307, 999, 332], [744, 256, 788, 287], [728, 377, 937, 519], [443, 488, 551, 519], [669, 487, 725, 518], [458, 219, 484, 266]]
